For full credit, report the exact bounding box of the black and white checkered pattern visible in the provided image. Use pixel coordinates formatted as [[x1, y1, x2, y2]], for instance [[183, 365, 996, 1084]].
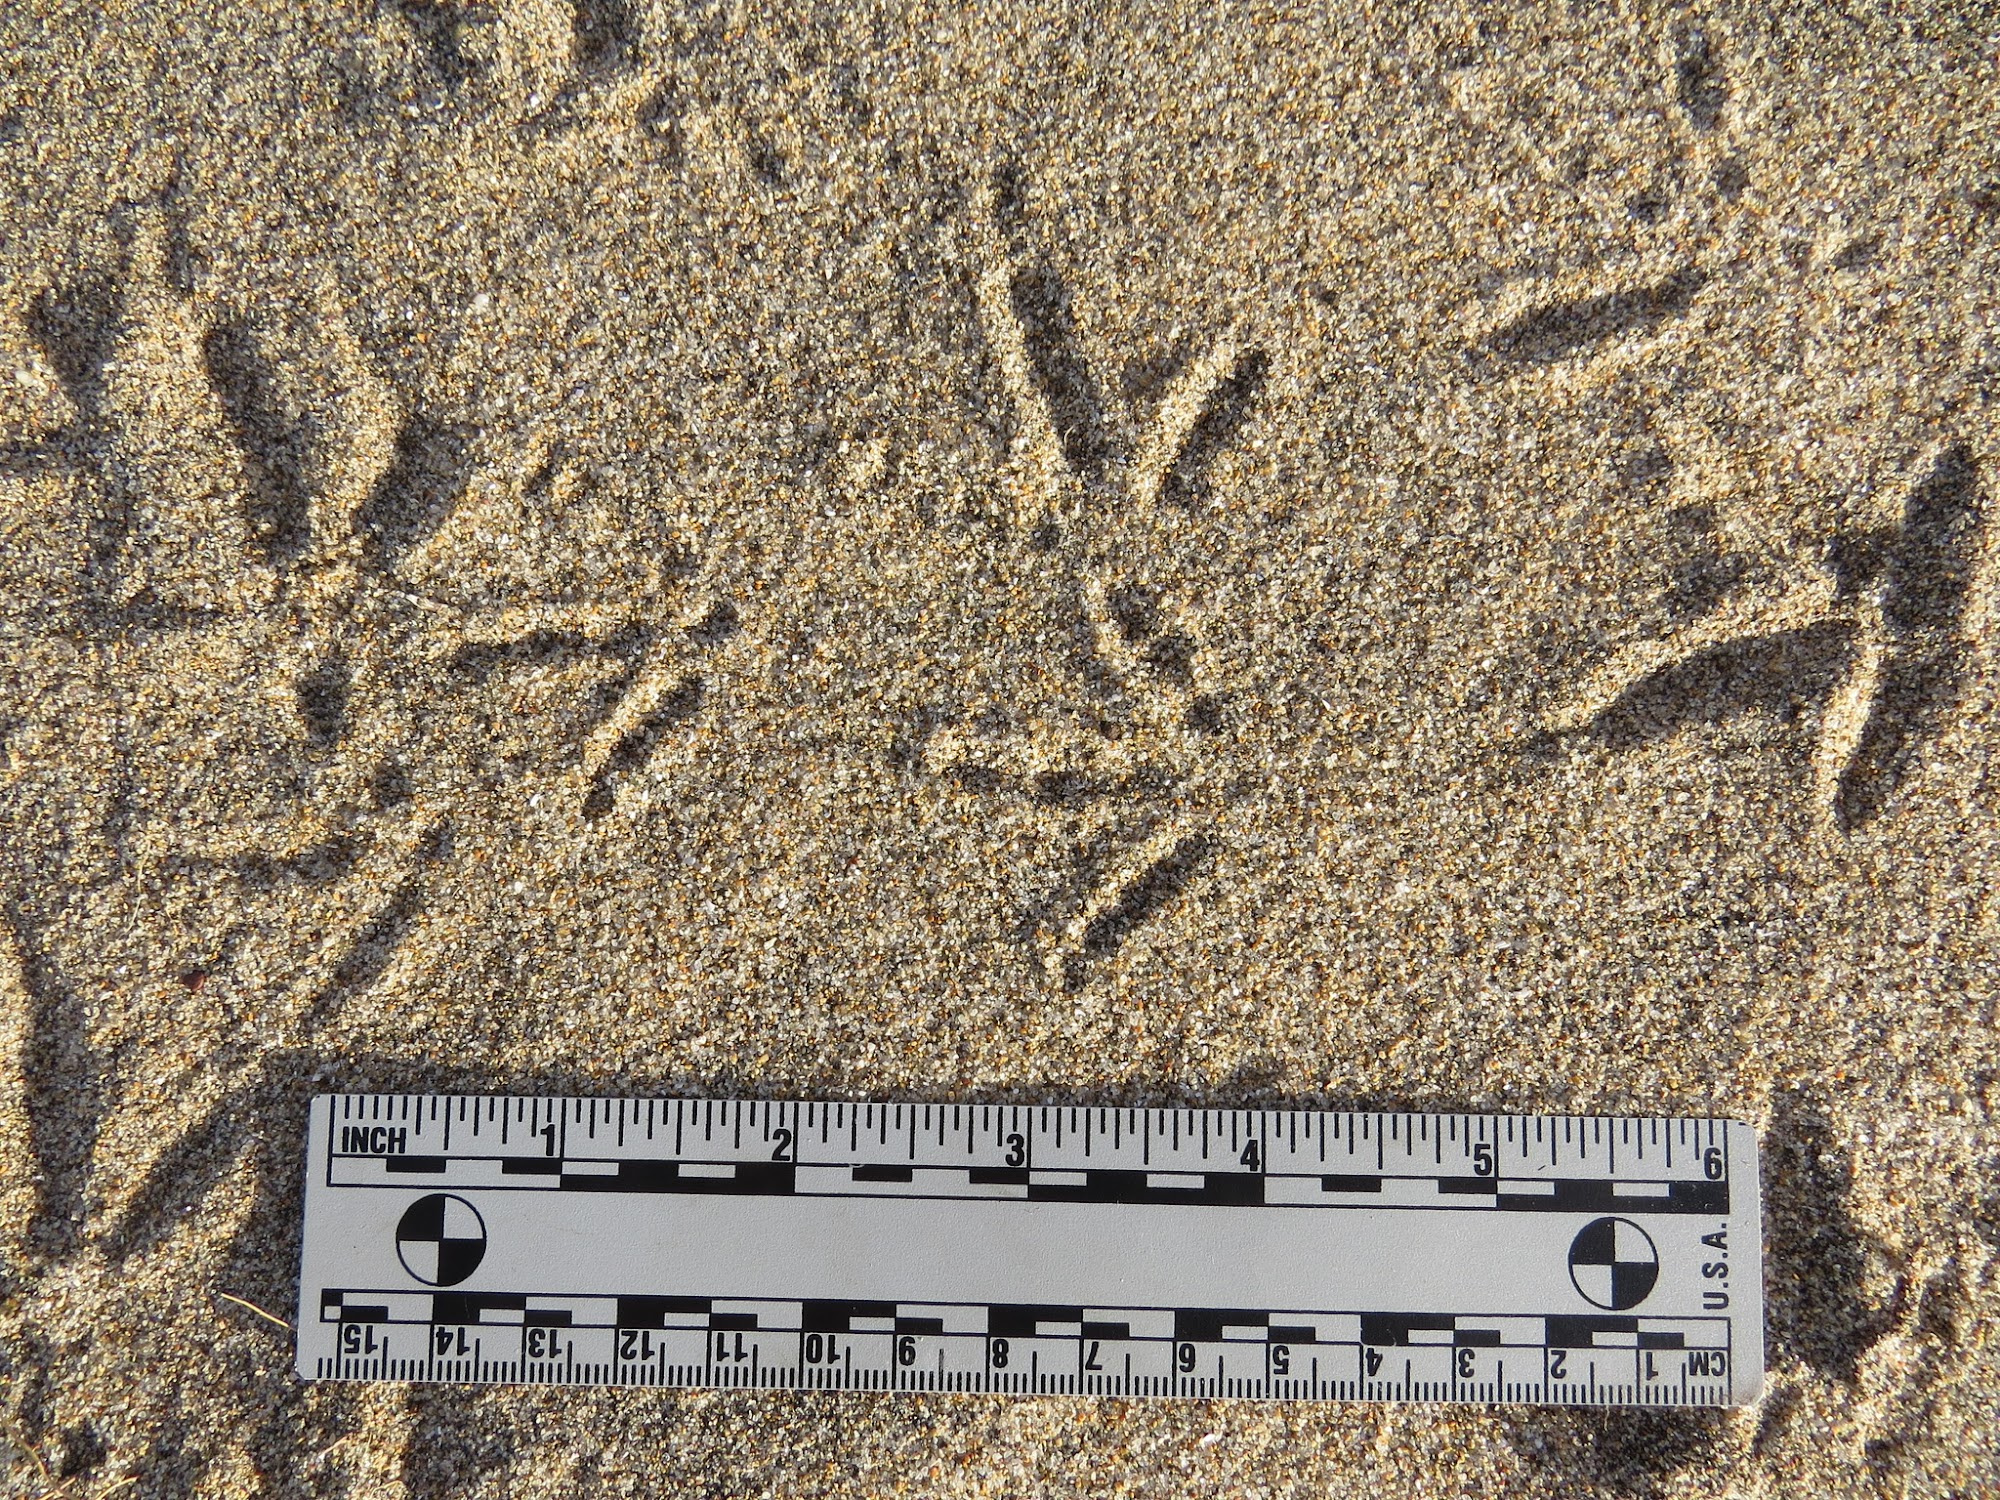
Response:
[[396, 1193, 487, 1287], [1567, 1216, 1659, 1310]]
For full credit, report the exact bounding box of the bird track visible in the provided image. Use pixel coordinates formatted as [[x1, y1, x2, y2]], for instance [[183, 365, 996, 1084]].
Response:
[[1453, 22, 1997, 831], [912, 170, 1268, 990]]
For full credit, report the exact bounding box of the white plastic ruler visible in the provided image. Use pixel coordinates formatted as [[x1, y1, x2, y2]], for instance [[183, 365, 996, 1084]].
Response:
[[296, 1096, 1763, 1405]]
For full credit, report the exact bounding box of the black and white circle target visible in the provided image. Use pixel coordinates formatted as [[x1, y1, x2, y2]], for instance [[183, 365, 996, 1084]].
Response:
[[1567, 1216, 1660, 1310], [396, 1192, 487, 1287]]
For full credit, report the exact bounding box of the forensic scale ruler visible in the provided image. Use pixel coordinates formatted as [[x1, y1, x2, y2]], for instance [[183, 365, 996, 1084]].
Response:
[[297, 1096, 1763, 1406]]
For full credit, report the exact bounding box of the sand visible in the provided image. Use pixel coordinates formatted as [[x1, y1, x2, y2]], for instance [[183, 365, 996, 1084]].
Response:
[[1, 1, 1997, 1493]]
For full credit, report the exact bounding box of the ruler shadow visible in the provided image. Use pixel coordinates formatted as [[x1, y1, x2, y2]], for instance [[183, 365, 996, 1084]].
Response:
[[1496, 1406, 1728, 1487]]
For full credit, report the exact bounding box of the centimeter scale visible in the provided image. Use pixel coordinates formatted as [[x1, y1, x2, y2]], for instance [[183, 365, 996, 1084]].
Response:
[[297, 1095, 1764, 1406]]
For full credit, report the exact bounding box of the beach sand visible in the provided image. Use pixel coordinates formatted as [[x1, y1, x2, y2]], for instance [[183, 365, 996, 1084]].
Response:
[[2, 1, 1997, 1493]]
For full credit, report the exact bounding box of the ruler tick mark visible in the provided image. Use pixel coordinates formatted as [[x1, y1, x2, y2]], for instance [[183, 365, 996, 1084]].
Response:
[[301, 1097, 1762, 1407]]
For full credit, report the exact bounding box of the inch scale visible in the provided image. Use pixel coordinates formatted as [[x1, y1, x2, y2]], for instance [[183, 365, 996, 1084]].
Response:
[[297, 1096, 1764, 1406]]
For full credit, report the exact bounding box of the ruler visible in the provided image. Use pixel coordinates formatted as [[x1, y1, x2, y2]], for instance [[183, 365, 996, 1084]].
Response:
[[296, 1096, 1763, 1406]]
